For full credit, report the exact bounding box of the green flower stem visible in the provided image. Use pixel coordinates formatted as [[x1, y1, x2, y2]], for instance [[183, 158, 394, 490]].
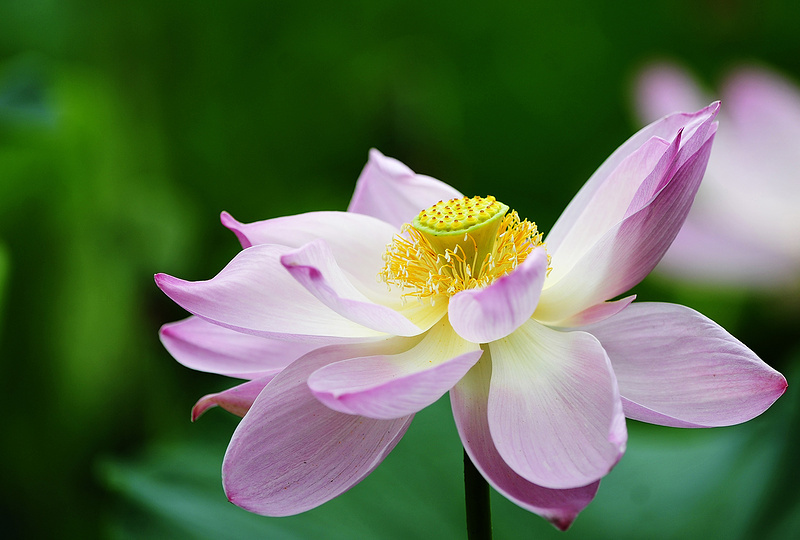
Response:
[[464, 449, 492, 539]]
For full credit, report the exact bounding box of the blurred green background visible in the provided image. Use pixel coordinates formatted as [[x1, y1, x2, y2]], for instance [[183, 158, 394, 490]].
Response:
[[2, 1, 798, 538]]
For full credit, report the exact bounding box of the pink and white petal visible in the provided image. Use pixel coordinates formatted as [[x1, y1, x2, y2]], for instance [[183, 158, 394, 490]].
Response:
[[657, 104, 718, 189], [635, 63, 709, 123], [160, 316, 322, 379], [449, 247, 548, 343], [192, 377, 272, 421], [546, 137, 673, 277], [451, 353, 600, 530], [487, 319, 627, 490], [535, 134, 714, 325], [220, 210, 398, 298], [308, 318, 482, 419], [281, 240, 426, 336], [347, 149, 463, 228], [546, 103, 719, 254], [581, 302, 787, 428], [550, 103, 718, 283], [552, 295, 636, 328], [155, 244, 388, 342], [223, 340, 414, 516]]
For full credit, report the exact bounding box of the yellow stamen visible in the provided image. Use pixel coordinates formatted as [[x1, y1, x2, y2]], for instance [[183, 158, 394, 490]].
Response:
[[380, 196, 549, 302]]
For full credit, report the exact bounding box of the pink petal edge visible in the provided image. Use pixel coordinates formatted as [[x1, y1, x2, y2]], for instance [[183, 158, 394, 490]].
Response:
[[451, 354, 600, 530], [160, 316, 321, 379], [307, 319, 482, 419], [582, 302, 787, 427], [281, 239, 425, 337], [192, 377, 273, 421], [223, 341, 414, 516], [536, 131, 715, 324], [220, 210, 400, 299], [154, 244, 388, 342], [487, 320, 627, 489], [448, 247, 548, 343], [546, 103, 719, 254], [347, 149, 464, 228]]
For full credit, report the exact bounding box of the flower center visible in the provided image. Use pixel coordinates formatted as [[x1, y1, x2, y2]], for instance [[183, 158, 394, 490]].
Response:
[[380, 195, 547, 302]]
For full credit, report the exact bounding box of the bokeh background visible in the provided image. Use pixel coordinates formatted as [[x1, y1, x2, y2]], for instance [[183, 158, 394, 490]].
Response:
[[2, 1, 799, 538]]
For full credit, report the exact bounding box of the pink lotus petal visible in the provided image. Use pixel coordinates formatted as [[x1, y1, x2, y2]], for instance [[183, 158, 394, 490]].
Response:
[[308, 319, 482, 419], [281, 240, 425, 337], [536, 132, 715, 324], [487, 320, 627, 489], [552, 295, 636, 328], [223, 341, 413, 516], [222, 211, 447, 328], [625, 104, 716, 221], [220, 210, 398, 299], [347, 148, 463, 228], [451, 354, 600, 530], [582, 302, 787, 427], [155, 244, 388, 342], [546, 103, 719, 254], [160, 316, 321, 379], [546, 136, 674, 281], [448, 247, 548, 343], [192, 377, 273, 421], [547, 102, 717, 291]]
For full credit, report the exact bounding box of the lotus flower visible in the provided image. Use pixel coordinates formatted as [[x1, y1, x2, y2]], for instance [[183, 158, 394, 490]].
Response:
[[156, 103, 786, 530], [635, 63, 800, 287]]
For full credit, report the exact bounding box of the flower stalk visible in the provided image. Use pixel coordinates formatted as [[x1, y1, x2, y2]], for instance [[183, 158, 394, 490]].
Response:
[[464, 449, 492, 539]]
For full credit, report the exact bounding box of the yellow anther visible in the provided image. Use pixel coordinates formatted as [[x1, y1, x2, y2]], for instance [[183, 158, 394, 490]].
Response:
[[380, 195, 549, 303]]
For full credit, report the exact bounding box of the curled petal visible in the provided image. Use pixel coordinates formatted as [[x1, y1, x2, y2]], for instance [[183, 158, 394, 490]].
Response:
[[546, 103, 719, 255], [547, 102, 717, 284], [546, 136, 674, 280], [308, 318, 482, 419], [220, 210, 399, 299], [223, 341, 413, 516], [347, 148, 463, 228], [160, 316, 321, 379], [536, 133, 715, 324], [451, 353, 600, 530], [582, 302, 787, 427], [281, 240, 426, 336], [449, 247, 548, 343], [155, 244, 388, 342], [487, 320, 627, 489], [221, 210, 397, 252], [222, 211, 447, 326], [192, 377, 272, 421]]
